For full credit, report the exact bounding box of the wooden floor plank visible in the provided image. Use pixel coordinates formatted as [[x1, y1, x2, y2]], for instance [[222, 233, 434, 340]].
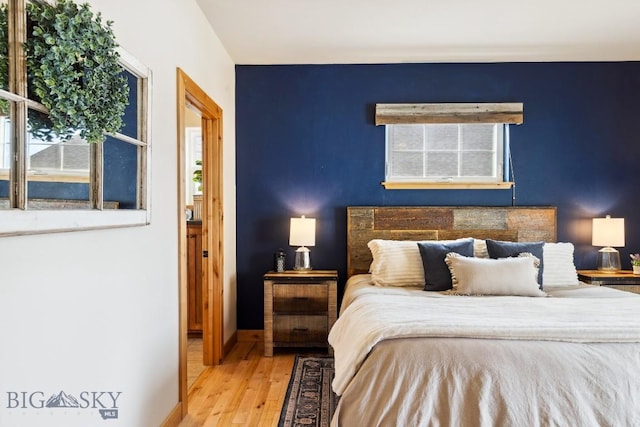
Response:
[[231, 355, 272, 424], [180, 339, 303, 427], [191, 342, 256, 423]]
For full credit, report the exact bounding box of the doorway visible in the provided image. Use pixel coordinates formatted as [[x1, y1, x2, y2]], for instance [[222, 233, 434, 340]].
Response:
[[184, 104, 205, 389], [176, 68, 224, 417]]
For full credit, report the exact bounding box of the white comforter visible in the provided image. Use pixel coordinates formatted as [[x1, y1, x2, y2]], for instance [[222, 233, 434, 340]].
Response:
[[329, 275, 640, 397]]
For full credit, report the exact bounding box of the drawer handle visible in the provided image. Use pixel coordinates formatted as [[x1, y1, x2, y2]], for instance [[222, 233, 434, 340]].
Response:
[[292, 328, 309, 332], [292, 297, 309, 301]]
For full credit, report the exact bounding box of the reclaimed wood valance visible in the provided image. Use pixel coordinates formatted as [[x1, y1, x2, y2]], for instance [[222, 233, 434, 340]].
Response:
[[375, 102, 524, 125]]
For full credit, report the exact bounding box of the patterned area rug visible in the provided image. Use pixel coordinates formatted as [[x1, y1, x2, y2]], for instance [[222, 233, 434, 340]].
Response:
[[278, 356, 337, 427]]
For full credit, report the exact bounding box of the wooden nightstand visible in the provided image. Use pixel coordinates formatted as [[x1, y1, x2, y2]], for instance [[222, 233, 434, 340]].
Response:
[[186, 221, 203, 335], [577, 270, 640, 294], [263, 270, 338, 357]]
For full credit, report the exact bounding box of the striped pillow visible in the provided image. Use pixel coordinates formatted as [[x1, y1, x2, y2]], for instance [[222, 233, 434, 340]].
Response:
[[542, 242, 579, 287], [368, 240, 430, 287], [368, 239, 463, 287]]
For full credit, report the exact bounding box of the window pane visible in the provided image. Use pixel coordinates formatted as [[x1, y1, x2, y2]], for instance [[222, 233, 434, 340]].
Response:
[[461, 124, 496, 150], [103, 136, 138, 210], [390, 125, 423, 150], [29, 134, 90, 172], [426, 152, 458, 176], [426, 124, 458, 150], [119, 69, 138, 139], [103, 66, 141, 210], [389, 151, 423, 177], [0, 103, 10, 209], [27, 110, 90, 173], [26, 109, 90, 209], [0, 112, 8, 168], [461, 152, 495, 177]]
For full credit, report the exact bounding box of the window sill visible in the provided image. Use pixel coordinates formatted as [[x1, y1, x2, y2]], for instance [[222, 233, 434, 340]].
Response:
[[1, 173, 89, 183], [0, 209, 150, 237], [382, 181, 515, 190]]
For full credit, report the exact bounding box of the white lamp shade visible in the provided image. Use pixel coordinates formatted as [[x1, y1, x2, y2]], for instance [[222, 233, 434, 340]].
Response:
[[289, 216, 316, 247], [592, 216, 625, 247]]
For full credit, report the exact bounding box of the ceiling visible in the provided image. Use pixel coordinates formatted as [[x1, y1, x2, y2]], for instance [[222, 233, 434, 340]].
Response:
[[196, 0, 640, 65]]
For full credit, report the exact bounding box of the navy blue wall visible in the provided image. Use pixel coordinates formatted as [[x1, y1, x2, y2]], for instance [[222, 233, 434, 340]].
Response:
[[236, 62, 640, 329]]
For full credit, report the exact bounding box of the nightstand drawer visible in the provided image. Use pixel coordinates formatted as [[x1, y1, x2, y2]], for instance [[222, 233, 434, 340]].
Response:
[[274, 315, 328, 343], [273, 284, 328, 313]]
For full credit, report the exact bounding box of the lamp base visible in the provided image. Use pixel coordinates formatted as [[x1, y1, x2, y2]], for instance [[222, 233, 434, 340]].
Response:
[[293, 246, 312, 271], [596, 247, 621, 272]]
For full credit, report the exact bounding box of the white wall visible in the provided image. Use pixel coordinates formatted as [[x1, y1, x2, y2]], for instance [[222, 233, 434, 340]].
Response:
[[0, 1, 236, 426]]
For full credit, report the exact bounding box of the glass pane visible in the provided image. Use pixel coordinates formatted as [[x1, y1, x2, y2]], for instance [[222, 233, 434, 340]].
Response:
[[26, 109, 90, 209], [0, 0, 8, 92], [103, 136, 138, 210], [426, 152, 458, 176], [389, 151, 423, 178], [461, 152, 495, 177], [119, 69, 138, 139], [0, 101, 10, 209], [461, 124, 496, 150], [390, 125, 423, 150], [426, 124, 458, 150], [102, 69, 141, 210]]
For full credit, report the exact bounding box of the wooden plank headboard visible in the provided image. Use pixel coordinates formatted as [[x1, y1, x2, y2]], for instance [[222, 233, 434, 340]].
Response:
[[347, 206, 557, 277]]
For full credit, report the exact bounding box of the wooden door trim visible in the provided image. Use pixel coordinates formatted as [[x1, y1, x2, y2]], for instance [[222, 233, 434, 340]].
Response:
[[175, 68, 224, 420]]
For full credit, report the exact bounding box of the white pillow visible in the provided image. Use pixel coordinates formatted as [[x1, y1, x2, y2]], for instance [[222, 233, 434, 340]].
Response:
[[368, 239, 459, 287], [542, 242, 579, 287], [368, 239, 430, 286], [445, 252, 546, 297]]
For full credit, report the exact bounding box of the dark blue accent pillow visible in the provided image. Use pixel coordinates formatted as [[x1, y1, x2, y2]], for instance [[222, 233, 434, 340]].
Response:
[[418, 239, 475, 291], [485, 239, 544, 288]]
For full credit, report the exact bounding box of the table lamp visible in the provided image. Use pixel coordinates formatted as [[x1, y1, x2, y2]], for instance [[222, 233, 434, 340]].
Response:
[[592, 215, 625, 272], [290, 215, 316, 271]]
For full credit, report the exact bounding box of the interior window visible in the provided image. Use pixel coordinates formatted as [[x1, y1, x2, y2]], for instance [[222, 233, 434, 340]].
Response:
[[376, 102, 521, 189], [386, 123, 506, 183], [0, 0, 151, 234]]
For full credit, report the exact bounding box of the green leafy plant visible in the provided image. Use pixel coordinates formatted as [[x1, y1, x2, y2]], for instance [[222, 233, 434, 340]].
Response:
[[192, 159, 203, 192], [0, 4, 9, 114], [631, 254, 640, 267], [0, 0, 129, 142]]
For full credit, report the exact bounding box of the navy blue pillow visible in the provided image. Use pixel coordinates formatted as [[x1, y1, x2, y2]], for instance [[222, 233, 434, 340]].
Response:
[[485, 239, 544, 288], [418, 239, 475, 291]]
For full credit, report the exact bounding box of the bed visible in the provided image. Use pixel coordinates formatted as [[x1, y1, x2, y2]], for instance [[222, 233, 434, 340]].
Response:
[[328, 206, 640, 427]]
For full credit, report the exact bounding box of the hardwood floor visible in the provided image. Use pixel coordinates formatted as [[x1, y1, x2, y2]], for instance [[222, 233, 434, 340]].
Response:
[[179, 339, 296, 426], [187, 337, 206, 390]]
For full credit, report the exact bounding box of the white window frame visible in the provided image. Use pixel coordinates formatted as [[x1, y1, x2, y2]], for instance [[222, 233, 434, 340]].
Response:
[[0, 17, 153, 237], [385, 123, 507, 184]]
